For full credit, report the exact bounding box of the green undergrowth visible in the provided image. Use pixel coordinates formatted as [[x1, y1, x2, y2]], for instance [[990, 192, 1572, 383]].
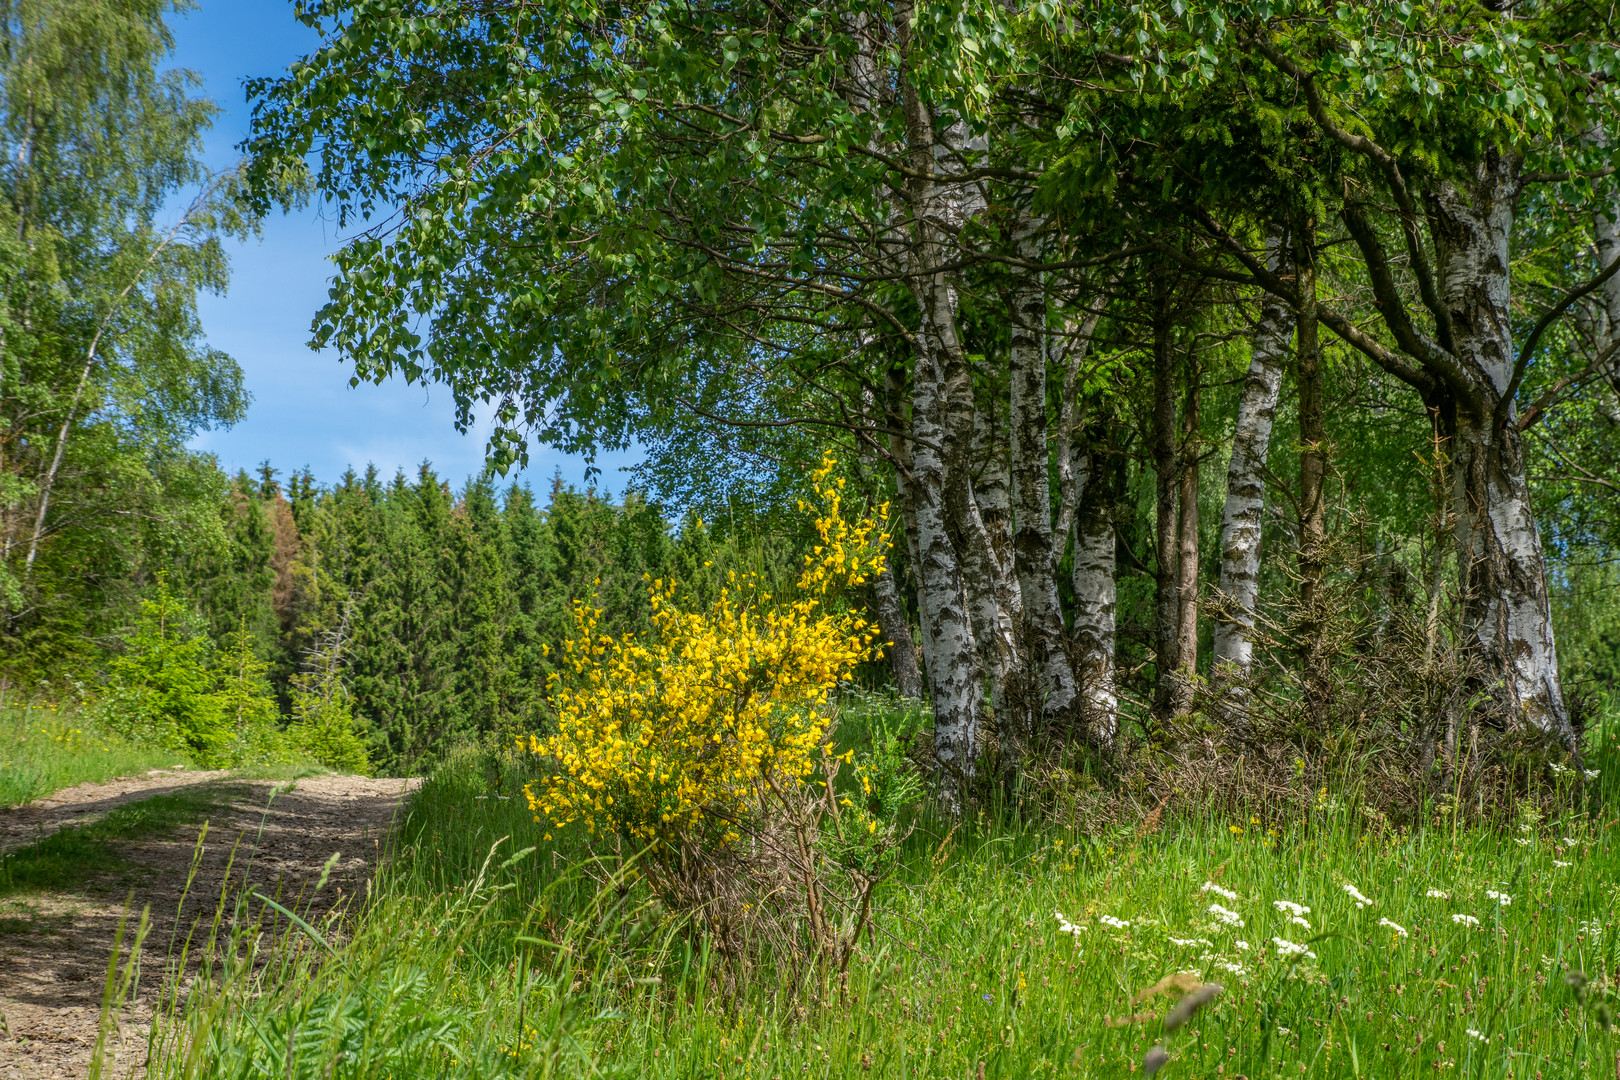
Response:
[[0, 701, 186, 808], [145, 710, 1620, 1080]]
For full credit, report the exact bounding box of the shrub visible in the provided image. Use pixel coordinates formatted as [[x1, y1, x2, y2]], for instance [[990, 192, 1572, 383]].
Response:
[[287, 625, 372, 775], [521, 455, 899, 971], [106, 576, 229, 761], [212, 627, 292, 767], [835, 690, 928, 820], [522, 456, 885, 846], [286, 692, 370, 775], [105, 584, 309, 769]]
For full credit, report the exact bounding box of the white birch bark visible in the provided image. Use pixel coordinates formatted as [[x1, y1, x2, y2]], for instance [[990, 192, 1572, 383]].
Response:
[[1007, 229, 1079, 726], [1594, 179, 1620, 402], [871, 562, 924, 699], [895, 12, 992, 802], [1431, 153, 1570, 742], [939, 333, 1028, 759], [1070, 442, 1117, 743], [1051, 300, 1108, 560], [1212, 236, 1295, 700], [966, 393, 1026, 746], [908, 328, 983, 803], [887, 368, 936, 690]]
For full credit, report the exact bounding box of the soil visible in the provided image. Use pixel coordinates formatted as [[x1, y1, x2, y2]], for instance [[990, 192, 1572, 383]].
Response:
[[0, 771, 419, 1080]]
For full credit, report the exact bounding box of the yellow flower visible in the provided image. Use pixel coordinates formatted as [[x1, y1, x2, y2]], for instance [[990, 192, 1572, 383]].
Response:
[[522, 454, 885, 847]]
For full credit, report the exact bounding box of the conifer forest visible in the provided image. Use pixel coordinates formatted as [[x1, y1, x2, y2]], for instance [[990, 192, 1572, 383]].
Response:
[[5, 1, 1620, 1077]]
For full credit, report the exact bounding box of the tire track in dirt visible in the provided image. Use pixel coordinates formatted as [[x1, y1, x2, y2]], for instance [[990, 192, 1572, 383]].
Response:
[[0, 772, 418, 1079]]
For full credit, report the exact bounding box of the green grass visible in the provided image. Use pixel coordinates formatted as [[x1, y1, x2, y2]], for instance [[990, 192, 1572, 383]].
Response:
[[0, 701, 186, 807], [145, 722, 1620, 1080]]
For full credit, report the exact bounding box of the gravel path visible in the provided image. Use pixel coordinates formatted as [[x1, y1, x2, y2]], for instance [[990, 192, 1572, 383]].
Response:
[[0, 772, 419, 1079]]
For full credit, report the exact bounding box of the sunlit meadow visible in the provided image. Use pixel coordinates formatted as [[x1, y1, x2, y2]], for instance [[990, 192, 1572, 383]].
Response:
[[0, 701, 180, 807], [145, 702, 1620, 1080]]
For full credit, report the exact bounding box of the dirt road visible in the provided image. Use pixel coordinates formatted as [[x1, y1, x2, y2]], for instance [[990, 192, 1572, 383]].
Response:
[[0, 771, 418, 1079]]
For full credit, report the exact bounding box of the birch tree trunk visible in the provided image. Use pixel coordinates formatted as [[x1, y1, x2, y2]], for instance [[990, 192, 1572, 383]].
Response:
[[1294, 236, 1330, 720], [955, 378, 1026, 760], [1052, 299, 1109, 553], [1431, 152, 1571, 744], [1008, 231, 1079, 730], [1175, 368, 1201, 704], [907, 327, 984, 803], [870, 563, 924, 698], [1071, 437, 1118, 743], [1212, 235, 1294, 703], [1150, 301, 1185, 721], [1595, 181, 1620, 402], [968, 393, 1023, 707], [860, 370, 924, 700], [896, 16, 996, 801]]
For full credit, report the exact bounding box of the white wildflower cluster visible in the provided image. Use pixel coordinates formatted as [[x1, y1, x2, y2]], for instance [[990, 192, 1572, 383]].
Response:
[[1343, 883, 1373, 909], [1287, 916, 1311, 930], [1234, 940, 1250, 951], [1563, 837, 1580, 848], [1272, 937, 1317, 959], [1485, 890, 1512, 907], [1550, 763, 1572, 777], [1585, 769, 1600, 780], [1513, 838, 1532, 846], [1207, 903, 1244, 928], [1273, 900, 1310, 918], [1053, 911, 1088, 939], [1098, 914, 1130, 930], [1201, 882, 1239, 901], [1554, 860, 1572, 868], [1578, 920, 1603, 939], [1212, 960, 1246, 976], [1425, 889, 1451, 899], [1378, 917, 1408, 937], [1169, 936, 1214, 948], [1452, 913, 1480, 927], [1466, 1029, 1487, 1042]]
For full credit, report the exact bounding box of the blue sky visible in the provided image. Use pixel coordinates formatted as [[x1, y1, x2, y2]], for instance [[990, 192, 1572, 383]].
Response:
[[171, 1, 639, 493]]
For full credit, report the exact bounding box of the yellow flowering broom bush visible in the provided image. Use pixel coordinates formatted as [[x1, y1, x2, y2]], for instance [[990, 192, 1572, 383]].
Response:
[[520, 455, 900, 972], [523, 455, 883, 843]]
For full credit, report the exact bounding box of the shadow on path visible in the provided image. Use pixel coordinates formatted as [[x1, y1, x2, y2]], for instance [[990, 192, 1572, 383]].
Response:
[[0, 773, 418, 1080]]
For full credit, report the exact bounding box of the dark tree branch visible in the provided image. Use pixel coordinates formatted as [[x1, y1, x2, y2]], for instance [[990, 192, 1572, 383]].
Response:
[[1339, 201, 1471, 405], [1183, 208, 1434, 390], [1497, 250, 1620, 428], [1516, 338, 1620, 431]]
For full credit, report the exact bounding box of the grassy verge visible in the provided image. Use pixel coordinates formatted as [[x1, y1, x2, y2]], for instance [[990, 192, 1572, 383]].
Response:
[[0, 702, 186, 807], [146, 722, 1620, 1079]]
